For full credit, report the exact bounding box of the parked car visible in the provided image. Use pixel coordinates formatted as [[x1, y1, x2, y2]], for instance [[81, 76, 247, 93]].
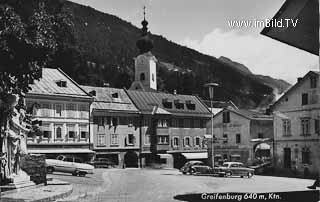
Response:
[[88, 158, 117, 168], [218, 162, 254, 178], [46, 155, 94, 177], [180, 161, 207, 174]]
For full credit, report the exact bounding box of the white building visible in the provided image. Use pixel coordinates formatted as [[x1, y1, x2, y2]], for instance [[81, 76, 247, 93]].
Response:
[[26, 68, 94, 161], [271, 71, 320, 176]]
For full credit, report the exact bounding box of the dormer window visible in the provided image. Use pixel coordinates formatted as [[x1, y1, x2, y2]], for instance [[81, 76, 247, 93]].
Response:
[[186, 100, 196, 110], [56, 80, 67, 87], [162, 98, 172, 108], [89, 90, 96, 96], [112, 93, 119, 98], [174, 99, 184, 109]]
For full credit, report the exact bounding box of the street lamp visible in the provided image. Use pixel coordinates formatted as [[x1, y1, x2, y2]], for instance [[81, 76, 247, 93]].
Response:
[[204, 82, 219, 167]]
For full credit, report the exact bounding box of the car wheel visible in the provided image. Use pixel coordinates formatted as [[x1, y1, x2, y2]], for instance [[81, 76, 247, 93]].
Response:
[[46, 167, 54, 174], [182, 172, 187, 175], [190, 169, 196, 175], [79, 171, 86, 177], [72, 170, 79, 176], [225, 171, 232, 177], [247, 172, 253, 178]]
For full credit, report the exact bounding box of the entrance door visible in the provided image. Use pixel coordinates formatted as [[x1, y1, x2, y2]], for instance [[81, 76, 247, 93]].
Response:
[[283, 148, 291, 168]]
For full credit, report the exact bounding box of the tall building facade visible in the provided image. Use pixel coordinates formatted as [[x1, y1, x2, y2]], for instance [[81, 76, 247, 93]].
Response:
[[25, 68, 94, 161], [271, 71, 320, 176], [82, 86, 140, 168]]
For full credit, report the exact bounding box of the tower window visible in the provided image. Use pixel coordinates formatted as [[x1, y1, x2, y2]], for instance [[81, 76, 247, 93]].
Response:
[[140, 73, 145, 81], [152, 74, 155, 81]]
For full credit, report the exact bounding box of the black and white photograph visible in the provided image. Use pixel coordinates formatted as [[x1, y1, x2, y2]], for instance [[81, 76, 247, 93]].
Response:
[[0, 0, 319, 201]]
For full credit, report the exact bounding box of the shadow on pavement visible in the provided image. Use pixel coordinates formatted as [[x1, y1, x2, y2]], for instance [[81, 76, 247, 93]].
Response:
[[174, 191, 319, 202]]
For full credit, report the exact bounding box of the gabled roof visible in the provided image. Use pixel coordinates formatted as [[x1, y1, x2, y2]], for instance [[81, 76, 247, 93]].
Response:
[[270, 71, 320, 110], [261, 0, 318, 55], [81, 86, 139, 113], [125, 90, 211, 117], [28, 68, 91, 99], [214, 108, 272, 121]]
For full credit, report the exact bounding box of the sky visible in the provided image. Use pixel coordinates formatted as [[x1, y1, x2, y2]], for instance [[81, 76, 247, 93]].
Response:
[[70, 0, 318, 84]]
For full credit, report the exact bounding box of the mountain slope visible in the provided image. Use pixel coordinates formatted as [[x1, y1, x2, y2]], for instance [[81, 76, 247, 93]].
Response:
[[10, 0, 291, 109]]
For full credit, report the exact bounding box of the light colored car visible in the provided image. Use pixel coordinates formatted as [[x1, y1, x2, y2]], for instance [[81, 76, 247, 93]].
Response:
[[46, 155, 94, 177], [219, 162, 254, 178]]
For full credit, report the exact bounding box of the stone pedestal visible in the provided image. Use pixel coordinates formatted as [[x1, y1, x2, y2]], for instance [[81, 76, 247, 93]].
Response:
[[0, 170, 35, 192]]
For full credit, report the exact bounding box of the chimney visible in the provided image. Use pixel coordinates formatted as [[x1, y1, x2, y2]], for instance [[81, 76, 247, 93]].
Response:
[[173, 89, 177, 95], [297, 77, 303, 82]]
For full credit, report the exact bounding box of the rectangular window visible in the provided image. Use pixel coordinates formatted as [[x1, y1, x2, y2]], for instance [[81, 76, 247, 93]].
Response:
[[222, 111, 230, 123], [111, 117, 119, 126], [223, 134, 228, 144], [310, 76, 317, 88], [302, 93, 308, 105], [158, 136, 169, 144], [157, 119, 168, 128], [315, 119, 320, 135], [127, 134, 135, 145], [127, 117, 133, 127], [184, 119, 191, 128], [301, 118, 310, 136], [67, 124, 76, 139], [283, 119, 291, 136], [54, 125, 63, 139], [236, 134, 241, 144], [302, 149, 310, 164], [184, 137, 191, 147], [79, 125, 88, 139], [194, 137, 201, 146], [98, 117, 104, 127], [143, 118, 150, 127], [41, 103, 51, 117], [55, 104, 62, 117], [179, 119, 184, 128], [172, 137, 179, 147], [194, 119, 200, 128], [66, 103, 77, 118], [171, 119, 179, 127], [79, 104, 89, 118], [145, 134, 150, 145], [111, 134, 119, 145], [97, 134, 106, 146], [258, 133, 263, 138], [41, 124, 51, 139]]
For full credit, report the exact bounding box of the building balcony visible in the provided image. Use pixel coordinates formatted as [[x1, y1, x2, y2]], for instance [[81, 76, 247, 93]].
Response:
[[27, 137, 89, 145]]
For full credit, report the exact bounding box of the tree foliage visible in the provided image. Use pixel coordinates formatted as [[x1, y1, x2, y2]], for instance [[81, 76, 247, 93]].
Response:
[[0, 1, 70, 100]]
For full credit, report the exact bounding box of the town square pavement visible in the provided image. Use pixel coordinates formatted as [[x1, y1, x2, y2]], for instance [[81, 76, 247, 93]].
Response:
[[52, 168, 315, 202]]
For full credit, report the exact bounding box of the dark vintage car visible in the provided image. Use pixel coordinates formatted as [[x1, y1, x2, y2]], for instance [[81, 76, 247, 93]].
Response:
[[180, 161, 206, 174], [219, 162, 254, 178], [88, 158, 116, 168]]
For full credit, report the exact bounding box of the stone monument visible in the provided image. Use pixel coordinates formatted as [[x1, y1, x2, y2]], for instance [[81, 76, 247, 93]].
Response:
[[0, 94, 35, 191]]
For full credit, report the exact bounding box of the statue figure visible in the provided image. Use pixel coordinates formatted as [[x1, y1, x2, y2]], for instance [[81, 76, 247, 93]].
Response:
[[0, 94, 29, 185]]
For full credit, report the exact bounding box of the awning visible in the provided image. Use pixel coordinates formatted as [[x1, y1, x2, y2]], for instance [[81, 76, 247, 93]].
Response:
[[250, 138, 271, 142], [28, 149, 96, 154], [255, 143, 271, 151], [182, 152, 208, 159], [158, 154, 172, 159]]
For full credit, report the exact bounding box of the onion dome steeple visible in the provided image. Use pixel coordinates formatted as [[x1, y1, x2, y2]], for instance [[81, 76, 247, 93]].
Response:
[[136, 6, 153, 54]]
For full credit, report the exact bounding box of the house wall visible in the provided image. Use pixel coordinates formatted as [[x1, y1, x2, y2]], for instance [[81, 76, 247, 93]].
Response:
[[25, 95, 92, 160], [139, 115, 209, 168], [26, 96, 91, 144], [91, 114, 140, 168], [272, 73, 320, 176], [206, 110, 273, 165]]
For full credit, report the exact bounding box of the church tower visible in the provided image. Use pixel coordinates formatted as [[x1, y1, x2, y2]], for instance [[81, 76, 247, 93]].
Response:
[[130, 7, 157, 91]]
